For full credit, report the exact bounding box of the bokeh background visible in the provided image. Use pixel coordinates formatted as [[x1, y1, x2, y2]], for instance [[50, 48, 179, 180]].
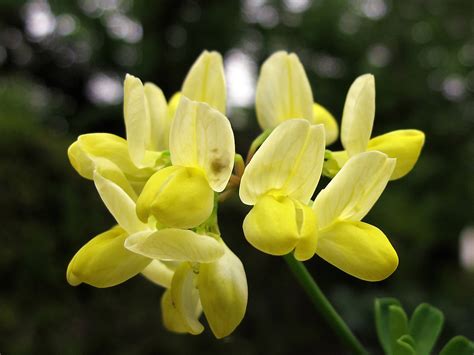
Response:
[[1, 0, 473, 354]]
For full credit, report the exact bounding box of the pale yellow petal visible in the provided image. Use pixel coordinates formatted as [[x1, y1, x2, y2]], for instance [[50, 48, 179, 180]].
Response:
[[66, 226, 151, 288], [167, 92, 181, 121], [93, 170, 148, 234], [367, 129, 425, 180], [341, 74, 375, 156], [255, 51, 314, 130], [170, 96, 235, 192], [141, 260, 175, 288], [239, 119, 325, 205], [313, 151, 395, 229], [313, 103, 339, 145], [170, 263, 204, 335], [316, 221, 398, 281], [198, 242, 247, 338], [93, 158, 137, 200], [144, 82, 170, 151], [161, 289, 188, 333], [181, 51, 226, 113], [125, 229, 225, 263], [123, 74, 149, 167]]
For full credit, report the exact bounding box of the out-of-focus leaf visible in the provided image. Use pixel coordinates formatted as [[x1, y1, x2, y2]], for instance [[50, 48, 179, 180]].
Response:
[[408, 303, 444, 355], [375, 297, 403, 355], [439, 336, 474, 355]]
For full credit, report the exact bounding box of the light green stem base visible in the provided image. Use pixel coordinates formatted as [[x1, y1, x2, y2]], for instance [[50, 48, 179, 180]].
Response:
[[283, 254, 369, 355]]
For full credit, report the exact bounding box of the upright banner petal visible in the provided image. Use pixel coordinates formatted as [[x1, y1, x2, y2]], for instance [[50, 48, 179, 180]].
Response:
[[316, 221, 398, 281], [181, 51, 226, 114], [313, 151, 395, 229], [170, 96, 235, 192], [124, 74, 149, 167], [255, 51, 314, 129], [341, 74, 375, 156], [240, 119, 325, 205], [198, 243, 248, 338], [144, 82, 170, 151]]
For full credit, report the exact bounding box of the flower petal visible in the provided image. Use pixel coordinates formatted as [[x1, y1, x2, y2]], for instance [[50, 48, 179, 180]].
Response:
[[243, 194, 300, 256], [313, 103, 339, 145], [198, 242, 248, 338], [316, 221, 398, 281], [93, 170, 148, 234], [367, 129, 425, 180], [144, 82, 170, 151], [181, 51, 226, 113], [161, 289, 188, 333], [341, 74, 375, 156], [170, 96, 235, 192], [239, 119, 325, 205], [124, 74, 149, 167], [125, 229, 225, 263], [313, 151, 395, 229], [66, 226, 151, 288], [255, 51, 314, 130], [141, 260, 175, 288], [170, 263, 204, 335]]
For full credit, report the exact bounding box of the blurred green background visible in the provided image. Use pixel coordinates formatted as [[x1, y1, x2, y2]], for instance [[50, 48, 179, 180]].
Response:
[[0, 0, 473, 354]]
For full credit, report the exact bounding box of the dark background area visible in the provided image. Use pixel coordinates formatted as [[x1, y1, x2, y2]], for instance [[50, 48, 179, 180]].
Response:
[[0, 0, 473, 354]]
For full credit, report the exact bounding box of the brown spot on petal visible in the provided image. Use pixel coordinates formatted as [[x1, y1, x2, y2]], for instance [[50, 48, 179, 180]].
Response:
[[211, 159, 227, 174]]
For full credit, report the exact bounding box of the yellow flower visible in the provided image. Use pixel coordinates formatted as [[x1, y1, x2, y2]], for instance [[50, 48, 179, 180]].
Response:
[[255, 51, 339, 145], [136, 96, 235, 229], [313, 151, 399, 281], [68, 50, 227, 192], [67, 170, 224, 288], [325, 74, 425, 180], [239, 119, 326, 260], [240, 119, 398, 281]]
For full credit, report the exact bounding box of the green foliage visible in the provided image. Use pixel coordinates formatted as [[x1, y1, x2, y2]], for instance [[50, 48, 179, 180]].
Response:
[[375, 298, 473, 355]]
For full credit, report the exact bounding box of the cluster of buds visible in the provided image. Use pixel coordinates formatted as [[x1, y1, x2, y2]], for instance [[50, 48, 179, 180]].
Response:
[[66, 50, 425, 337]]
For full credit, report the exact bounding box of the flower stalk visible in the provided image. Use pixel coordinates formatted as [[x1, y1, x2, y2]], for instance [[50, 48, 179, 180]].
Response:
[[283, 253, 369, 355]]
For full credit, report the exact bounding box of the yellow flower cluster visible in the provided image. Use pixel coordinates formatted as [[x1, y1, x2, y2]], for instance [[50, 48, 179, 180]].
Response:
[[66, 50, 425, 337]]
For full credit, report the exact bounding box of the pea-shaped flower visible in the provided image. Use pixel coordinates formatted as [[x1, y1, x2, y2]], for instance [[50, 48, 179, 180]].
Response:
[[256, 51, 339, 145], [136, 96, 235, 229], [312, 151, 399, 281], [325, 74, 425, 180], [239, 119, 326, 260], [68, 50, 226, 192]]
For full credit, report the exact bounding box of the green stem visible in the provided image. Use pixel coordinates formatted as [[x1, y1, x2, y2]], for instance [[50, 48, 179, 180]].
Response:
[[283, 254, 369, 355]]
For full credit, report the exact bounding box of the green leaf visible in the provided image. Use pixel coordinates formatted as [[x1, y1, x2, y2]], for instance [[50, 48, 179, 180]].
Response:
[[408, 303, 444, 355], [440, 336, 474, 355], [393, 335, 416, 355], [375, 297, 403, 355], [389, 305, 409, 352]]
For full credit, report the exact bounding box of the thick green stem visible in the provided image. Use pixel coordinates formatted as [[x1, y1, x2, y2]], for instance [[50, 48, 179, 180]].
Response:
[[283, 254, 369, 355]]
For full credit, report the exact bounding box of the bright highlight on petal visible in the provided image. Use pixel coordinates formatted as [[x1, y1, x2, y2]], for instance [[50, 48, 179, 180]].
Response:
[[125, 229, 225, 263], [240, 119, 325, 205], [313, 103, 339, 145], [135, 165, 214, 229], [367, 129, 425, 180], [316, 221, 398, 281], [181, 50, 226, 113], [341, 74, 375, 156], [255, 51, 314, 130], [313, 151, 395, 229], [66, 226, 151, 288], [170, 96, 235, 192], [198, 243, 248, 339]]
